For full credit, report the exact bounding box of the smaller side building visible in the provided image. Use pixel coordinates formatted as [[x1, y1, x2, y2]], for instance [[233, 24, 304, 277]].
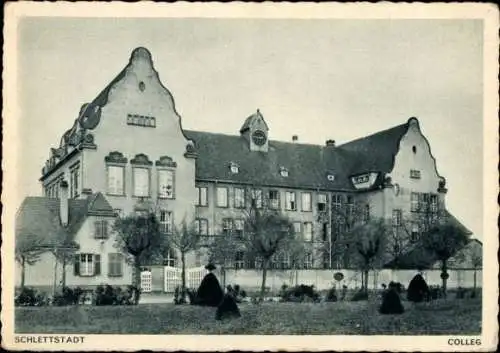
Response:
[[15, 182, 132, 292]]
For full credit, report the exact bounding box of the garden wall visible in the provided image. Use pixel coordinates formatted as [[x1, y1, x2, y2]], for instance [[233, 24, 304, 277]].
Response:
[[222, 269, 482, 293]]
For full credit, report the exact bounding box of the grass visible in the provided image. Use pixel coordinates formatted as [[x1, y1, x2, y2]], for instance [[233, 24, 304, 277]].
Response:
[[15, 297, 481, 335]]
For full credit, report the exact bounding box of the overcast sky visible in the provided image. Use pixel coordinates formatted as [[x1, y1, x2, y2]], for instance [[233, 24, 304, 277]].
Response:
[[17, 17, 483, 238]]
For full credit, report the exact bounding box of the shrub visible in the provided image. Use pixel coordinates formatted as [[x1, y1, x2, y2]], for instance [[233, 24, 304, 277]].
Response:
[[15, 287, 49, 307], [407, 274, 429, 303], [455, 287, 467, 299], [340, 285, 348, 301], [388, 281, 403, 294], [379, 288, 404, 315], [350, 289, 368, 302], [280, 284, 320, 303], [174, 286, 188, 305], [53, 286, 85, 306], [93, 284, 134, 305], [325, 285, 338, 302]]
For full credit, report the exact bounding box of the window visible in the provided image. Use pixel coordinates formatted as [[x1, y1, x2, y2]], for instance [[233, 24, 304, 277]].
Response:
[[133, 167, 150, 197], [127, 113, 156, 127], [332, 194, 342, 211], [362, 204, 370, 223], [285, 191, 296, 211], [158, 170, 174, 198], [94, 220, 109, 239], [165, 249, 177, 267], [421, 193, 430, 213], [234, 219, 244, 238], [303, 254, 313, 269], [280, 167, 289, 177], [392, 209, 402, 227], [222, 218, 233, 236], [230, 162, 239, 174], [251, 189, 263, 209], [216, 187, 228, 207], [293, 222, 302, 235], [159, 211, 173, 234], [194, 218, 208, 236], [234, 251, 245, 269], [410, 223, 420, 242], [108, 253, 123, 277], [321, 223, 328, 242], [234, 188, 245, 208], [301, 192, 312, 212], [76, 254, 100, 277], [411, 192, 419, 212], [195, 186, 208, 206], [70, 165, 80, 198], [269, 190, 280, 209], [430, 194, 438, 213], [107, 165, 124, 195], [318, 194, 327, 211], [194, 251, 202, 267], [303, 222, 313, 241], [410, 169, 421, 179]]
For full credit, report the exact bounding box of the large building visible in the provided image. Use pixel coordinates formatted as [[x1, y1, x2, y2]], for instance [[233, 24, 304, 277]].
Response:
[[17, 47, 474, 290]]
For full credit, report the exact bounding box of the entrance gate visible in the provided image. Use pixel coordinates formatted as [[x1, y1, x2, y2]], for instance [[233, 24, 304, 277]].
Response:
[[164, 265, 208, 293]]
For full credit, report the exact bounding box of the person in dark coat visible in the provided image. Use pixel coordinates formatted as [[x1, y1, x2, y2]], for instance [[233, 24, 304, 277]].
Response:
[[216, 287, 241, 321], [194, 264, 224, 307], [407, 273, 430, 302], [379, 283, 405, 315]]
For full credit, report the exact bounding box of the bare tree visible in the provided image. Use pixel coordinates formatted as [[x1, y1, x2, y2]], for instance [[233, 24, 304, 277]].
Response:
[[421, 216, 470, 296], [170, 218, 202, 302], [53, 243, 79, 288], [207, 233, 237, 288], [346, 218, 388, 295], [15, 240, 45, 290], [113, 212, 165, 304], [239, 189, 296, 301]]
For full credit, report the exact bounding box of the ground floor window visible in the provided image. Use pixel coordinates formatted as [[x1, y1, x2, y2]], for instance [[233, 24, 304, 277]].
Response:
[[108, 253, 123, 277], [75, 253, 100, 276]]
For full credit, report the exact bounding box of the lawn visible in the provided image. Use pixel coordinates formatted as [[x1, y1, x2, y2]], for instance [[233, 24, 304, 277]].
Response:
[[15, 298, 481, 335]]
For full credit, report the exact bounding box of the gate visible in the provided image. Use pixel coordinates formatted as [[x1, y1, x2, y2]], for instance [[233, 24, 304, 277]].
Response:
[[140, 270, 152, 293], [163, 266, 208, 293], [164, 266, 181, 293]]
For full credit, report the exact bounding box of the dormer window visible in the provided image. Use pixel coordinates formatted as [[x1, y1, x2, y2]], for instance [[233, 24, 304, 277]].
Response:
[[327, 174, 335, 182], [230, 162, 239, 174], [280, 167, 289, 177]]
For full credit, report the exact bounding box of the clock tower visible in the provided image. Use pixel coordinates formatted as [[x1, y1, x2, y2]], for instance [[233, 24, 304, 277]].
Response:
[[239, 109, 269, 152]]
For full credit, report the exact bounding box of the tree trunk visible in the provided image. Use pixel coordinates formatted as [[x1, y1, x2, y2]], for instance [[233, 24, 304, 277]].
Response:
[[221, 265, 226, 288], [61, 258, 66, 288], [364, 269, 369, 296], [260, 258, 269, 302], [134, 258, 141, 305], [53, 255, 58, 296], [441, 260, 447, 298], [181, 251, 186, 303], [20, 257, 26, 290], [473, 268, 477, 293]]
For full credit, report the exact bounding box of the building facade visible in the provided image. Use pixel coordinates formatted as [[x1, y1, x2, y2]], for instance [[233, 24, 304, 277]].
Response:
[[27, 47, 470, 287]]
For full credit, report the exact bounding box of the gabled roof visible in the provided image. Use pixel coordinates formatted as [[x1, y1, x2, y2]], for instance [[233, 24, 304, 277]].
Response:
[[338, 119, 411, 176], [15, 193, 115, 249], [184, 130, 354, 191]]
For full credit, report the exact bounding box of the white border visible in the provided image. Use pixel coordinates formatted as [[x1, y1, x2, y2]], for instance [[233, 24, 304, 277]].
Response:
[[2, 2, 499, 351]]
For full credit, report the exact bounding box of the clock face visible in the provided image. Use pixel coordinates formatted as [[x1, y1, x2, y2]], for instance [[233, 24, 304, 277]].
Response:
[[252, 130, 267, 146]]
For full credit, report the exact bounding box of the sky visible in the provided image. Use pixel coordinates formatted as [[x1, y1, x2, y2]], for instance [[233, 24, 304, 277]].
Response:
[[16, 17, 484, 238]]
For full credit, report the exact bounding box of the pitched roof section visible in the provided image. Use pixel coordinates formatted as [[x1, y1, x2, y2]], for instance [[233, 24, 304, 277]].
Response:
[[16, 193, 115, 249], [338, 120, 411, 176], [184, 130, 354, 190]]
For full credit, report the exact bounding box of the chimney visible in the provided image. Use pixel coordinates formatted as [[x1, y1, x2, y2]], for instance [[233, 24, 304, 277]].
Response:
[[326, 139, 336, 147], [292, 135, 299, 142], [60, 179, 69, 227], [81, 188, 93, 196]]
